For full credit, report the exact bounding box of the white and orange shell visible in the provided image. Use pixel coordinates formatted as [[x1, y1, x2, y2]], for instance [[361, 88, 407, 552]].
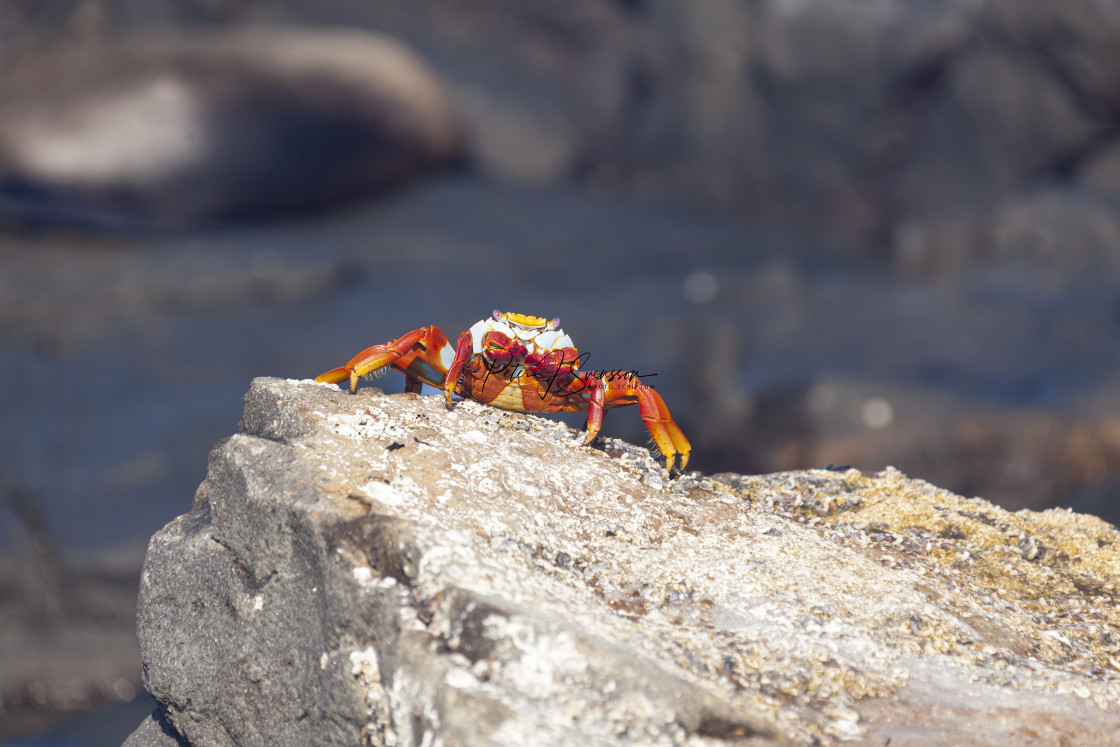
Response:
[[468, 310, 573, 356]]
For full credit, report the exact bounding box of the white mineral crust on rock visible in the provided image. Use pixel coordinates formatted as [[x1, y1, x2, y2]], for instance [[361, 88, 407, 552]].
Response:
[[128, 378, 1120, 746]]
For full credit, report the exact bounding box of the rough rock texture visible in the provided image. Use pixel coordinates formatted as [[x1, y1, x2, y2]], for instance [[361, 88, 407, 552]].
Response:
[[0, 28, 463, 225], [123, 707, 186, 747], [127, 378, 1120, 745]]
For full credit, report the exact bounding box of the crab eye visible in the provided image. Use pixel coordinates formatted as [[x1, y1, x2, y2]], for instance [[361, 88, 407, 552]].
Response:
[[492, 309, 502, 321], [548, 317, 560, 330]]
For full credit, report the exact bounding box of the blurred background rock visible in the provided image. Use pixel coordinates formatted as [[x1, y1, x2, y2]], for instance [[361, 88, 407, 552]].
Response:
[[1, 0, 1120, 743]]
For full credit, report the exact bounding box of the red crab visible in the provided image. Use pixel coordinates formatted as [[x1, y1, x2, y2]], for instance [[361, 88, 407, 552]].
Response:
[[316, 310, 691, 472]]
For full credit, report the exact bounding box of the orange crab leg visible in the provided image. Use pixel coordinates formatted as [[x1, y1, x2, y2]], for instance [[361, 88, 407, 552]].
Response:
[[315, 326, 453, 393], [581, 375, 606, 445], [576, 374, 689, 472], [443, 331, 475, 408], [634, 386, 691, 472]]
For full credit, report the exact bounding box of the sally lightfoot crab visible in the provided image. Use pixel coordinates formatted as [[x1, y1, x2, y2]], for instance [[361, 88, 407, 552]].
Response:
[[316, 310, 691, 472]]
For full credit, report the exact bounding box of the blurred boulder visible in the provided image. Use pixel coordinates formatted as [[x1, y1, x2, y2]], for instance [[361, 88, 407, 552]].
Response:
[[579, 0, 1120, 251], [1078, 140, 1120, 197], [0, 540, 144, 740], [0, 28, 464, 227], [981, 0, 1120, 113], [4, 1, 1120, 250], [988, 188, 1120, 271], [6, 1, 1120, 250]]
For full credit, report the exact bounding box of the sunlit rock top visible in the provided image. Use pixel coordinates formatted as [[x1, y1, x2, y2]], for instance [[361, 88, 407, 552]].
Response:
[[127, 377, 1120, 746]]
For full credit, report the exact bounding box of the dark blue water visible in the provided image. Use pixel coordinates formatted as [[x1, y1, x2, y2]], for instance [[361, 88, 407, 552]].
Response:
[[0, 695, 154, 747], [4, 174, 1118, 554]]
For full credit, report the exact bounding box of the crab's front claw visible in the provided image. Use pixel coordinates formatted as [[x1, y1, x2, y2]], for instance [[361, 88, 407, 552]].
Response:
[[314, 328, 425, 393], [315, 366, 355, 387], [636, 387, 691, 473], [316, 326, 454, 394]]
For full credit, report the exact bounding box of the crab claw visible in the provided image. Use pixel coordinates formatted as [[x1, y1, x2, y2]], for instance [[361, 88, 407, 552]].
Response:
[[316, 326, 454, 394], [316, 366, 356, 387]]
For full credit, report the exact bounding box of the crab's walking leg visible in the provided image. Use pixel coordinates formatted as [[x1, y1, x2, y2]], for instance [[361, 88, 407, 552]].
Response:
[[636, 387, 691, 472], [579, 374, 689, 472], [315, 326, 452, 393], [442, 331, 475, 408], [581, 376, 606, 446]]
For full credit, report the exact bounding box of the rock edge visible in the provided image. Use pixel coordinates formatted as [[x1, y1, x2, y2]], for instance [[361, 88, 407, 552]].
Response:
[[126, 377, 1120, 745]]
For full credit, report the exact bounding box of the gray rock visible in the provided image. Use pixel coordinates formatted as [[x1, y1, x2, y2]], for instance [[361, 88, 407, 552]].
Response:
[[123, 708, 187, 747], [129, 377, 1120, 745], [0, 28, 463, 226]]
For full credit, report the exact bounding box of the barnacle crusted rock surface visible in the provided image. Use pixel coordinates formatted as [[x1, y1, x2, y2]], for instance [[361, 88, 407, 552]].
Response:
[[126, 377, 1120, 746]]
